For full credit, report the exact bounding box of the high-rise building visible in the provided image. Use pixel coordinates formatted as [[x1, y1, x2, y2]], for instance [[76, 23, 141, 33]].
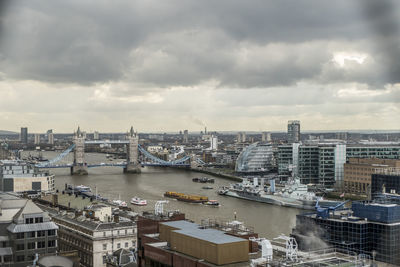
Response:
[[287, 120, 300, 143], [46, 129, 53, 135], [278, 142, 400, 188], [183, 130, 188, 143], [93, 131, 99, 140], [48, 133, 54, 145], [261, 132, 271, 142], [20, 127, 28, 144], [237, 132, 246, 143], [34, 133, 40, 145], [210, 135, 218, 150]]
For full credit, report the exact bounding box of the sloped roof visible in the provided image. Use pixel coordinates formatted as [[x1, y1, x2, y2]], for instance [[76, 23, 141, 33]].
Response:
[[13, 200, 44, 223], [7, 221, 58, 233]]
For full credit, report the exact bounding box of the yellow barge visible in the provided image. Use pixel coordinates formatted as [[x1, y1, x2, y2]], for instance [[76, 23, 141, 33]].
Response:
[[164, 191, 208, 203]]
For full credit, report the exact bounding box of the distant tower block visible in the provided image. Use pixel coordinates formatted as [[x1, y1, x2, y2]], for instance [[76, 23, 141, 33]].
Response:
[[262, 132, 271, 142], [71, 126, 88, 175], [124, 126, 141, 173], [183, 130, 189, 143]]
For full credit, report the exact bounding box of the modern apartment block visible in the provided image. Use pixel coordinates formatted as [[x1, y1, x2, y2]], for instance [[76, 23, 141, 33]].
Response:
[[278, 143, 400, 187], [0, 160, 55, 193], [0, 193, 58, 267], [20, 127, 28, 144], [287, 120, 300, 143], [344, 158, 400, 195]]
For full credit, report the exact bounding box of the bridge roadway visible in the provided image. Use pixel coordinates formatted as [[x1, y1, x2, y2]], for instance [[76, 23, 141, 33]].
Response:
[[35, 140, 193, 170], [37, 162, 190, 169]]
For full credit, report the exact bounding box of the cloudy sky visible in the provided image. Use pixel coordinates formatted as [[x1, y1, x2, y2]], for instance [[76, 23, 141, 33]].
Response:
[[0, 0, 400, 133]]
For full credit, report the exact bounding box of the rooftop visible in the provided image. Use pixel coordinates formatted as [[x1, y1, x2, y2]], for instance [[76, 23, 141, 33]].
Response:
[[161, 220, 247, 245], [39, 204, 135, 232]]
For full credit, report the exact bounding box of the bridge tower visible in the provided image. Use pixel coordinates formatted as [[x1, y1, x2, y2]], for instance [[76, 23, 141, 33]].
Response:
[[71, 126, 88, 175], [124, 126, 141, 173]]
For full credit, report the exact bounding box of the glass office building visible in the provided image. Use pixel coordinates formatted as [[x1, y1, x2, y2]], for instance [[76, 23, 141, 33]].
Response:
[[235, 142, 274, 174]]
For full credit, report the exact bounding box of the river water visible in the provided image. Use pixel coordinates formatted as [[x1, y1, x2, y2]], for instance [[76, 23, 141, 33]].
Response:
[[25, 151, 301, 239]]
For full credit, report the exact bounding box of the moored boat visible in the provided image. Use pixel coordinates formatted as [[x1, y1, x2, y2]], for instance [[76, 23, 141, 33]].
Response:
[[112, 199, 128, 207], [220, 178, 341, 210], [130, 197, 147, 206]]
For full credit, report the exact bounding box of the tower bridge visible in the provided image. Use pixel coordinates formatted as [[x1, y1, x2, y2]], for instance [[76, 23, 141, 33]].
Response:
[[35, 127, 195, 175]]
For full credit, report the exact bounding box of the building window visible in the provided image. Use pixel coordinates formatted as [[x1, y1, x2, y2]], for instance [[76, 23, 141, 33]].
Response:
[[27, 231, 35, 238], [103, 255, 107, 264], [48, 229, 56, 236], [117, 230, 120, 235], [16, 243, 25, 251], [28, 242, 35, 249], [16, 232, 24, 239], [37, 230, 45, 237], [125, 229, 127, 235], [25, 218, 34, 224], [117, 243, 120, 249], [132, 241, 135, 247], [48, 240, 56, 247], [4, 255, 12, 262], [103, 243, 107, 250], [37, 241, 45, 248], [35, 217, 43, 223], [16, 255, 25, 262], [125, 242, 128, 248], [103, 231, 106, 237]]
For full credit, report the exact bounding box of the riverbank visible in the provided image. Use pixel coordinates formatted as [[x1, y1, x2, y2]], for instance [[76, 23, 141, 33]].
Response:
[[190, 167, 243, 182]]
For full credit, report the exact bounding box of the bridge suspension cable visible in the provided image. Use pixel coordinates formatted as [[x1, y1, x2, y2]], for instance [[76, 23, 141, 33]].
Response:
[[35, 144, 76, 168]]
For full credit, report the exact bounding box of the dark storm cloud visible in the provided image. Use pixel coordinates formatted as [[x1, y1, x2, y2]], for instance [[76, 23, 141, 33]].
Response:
[[0, 0, 399, 87], [360, 0, 400, 85]]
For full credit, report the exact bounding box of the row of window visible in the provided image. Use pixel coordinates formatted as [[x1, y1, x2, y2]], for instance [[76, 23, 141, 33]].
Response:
[[102, 241, 135, 250], [16, 229, 56, 239], [102, 229, 132, 237], [16, 240, 55, 251], [25, 217, 43, 224]]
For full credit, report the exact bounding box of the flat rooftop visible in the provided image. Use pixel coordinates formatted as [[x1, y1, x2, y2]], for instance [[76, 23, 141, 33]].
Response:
[[161, 220, 246, 244]]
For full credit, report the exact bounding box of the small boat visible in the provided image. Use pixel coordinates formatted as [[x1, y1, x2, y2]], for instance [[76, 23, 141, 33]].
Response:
[[202, 186, 213, 190], [192, 177, 215, 183], [112, 199, 128, 207], [204, 200, 219, 206], [130, 197, 147, 206]]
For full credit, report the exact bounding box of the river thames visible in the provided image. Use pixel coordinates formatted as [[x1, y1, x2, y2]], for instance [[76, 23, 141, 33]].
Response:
[[26, 151, 301, 239]]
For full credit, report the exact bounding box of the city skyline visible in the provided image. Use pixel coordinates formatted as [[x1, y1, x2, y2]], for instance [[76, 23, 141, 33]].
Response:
[[0, 1, 400, 132]]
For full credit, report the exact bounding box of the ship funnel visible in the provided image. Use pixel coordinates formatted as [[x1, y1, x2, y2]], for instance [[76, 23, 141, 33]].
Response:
[[270, 179, 275, 193]]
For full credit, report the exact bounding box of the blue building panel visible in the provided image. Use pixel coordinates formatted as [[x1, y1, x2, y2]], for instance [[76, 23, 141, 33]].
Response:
[[352, 202, 400, 224]]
